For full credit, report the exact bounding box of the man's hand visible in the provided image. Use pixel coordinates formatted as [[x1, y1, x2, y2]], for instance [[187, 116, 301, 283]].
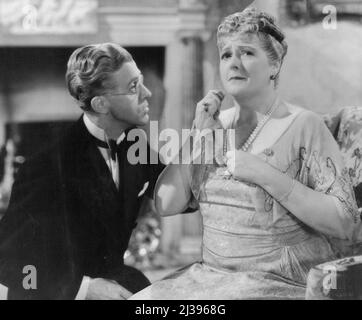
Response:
[[86, 278, 133, 300]]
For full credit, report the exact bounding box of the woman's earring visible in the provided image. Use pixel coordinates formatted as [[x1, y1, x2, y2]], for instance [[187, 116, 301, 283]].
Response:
[[270, 74, 276, 80]]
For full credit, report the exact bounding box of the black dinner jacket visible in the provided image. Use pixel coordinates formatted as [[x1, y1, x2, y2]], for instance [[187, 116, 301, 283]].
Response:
[[0, 116, 162, 299]]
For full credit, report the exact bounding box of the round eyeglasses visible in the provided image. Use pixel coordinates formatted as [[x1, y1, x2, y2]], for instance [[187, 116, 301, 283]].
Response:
[[105, 74, 145, 96]]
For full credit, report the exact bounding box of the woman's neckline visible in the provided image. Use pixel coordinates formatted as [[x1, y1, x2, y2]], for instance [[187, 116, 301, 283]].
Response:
[[221, 100, 305, 155], [249, 101, 305, 154]]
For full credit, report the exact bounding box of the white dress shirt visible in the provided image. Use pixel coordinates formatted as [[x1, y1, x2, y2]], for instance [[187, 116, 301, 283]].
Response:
[[83, 114, 126, 189]]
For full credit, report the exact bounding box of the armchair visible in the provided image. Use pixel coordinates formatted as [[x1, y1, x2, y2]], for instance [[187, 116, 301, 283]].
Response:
[[306, 106, 362, 299]]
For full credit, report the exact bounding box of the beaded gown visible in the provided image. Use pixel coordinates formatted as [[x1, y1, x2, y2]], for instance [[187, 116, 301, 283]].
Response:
[[130, 102, 359, 300]]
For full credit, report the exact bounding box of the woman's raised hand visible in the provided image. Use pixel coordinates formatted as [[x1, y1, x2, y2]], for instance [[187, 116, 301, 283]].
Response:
[[194, 90, 224, 130]]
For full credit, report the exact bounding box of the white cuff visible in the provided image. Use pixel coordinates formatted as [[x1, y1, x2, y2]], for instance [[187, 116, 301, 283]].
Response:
[[75, 276, 90, 300], [0, 282, 8, 300]]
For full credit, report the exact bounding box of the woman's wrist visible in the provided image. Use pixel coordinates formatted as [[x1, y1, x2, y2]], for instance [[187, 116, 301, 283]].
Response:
[[255, 163, 293, 200], [252, 161, 276, 187], [188, 126, 215, 164], [275, 179, 296, 203]]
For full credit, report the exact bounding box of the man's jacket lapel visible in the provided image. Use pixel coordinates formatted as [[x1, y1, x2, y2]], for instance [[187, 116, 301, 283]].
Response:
[[71, 118, 127, 247]]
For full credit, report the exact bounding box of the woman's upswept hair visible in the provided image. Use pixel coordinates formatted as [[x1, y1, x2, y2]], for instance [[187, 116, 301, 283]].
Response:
[[217, 7, 288, 86], [66, 43, 133, 112]]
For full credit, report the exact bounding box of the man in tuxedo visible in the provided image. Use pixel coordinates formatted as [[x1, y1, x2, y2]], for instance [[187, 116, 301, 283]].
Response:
[[0, 43, 164, 299]]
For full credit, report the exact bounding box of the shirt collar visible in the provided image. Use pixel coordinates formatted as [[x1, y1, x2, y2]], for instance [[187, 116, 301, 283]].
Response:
[[83, 114, 126, 144]]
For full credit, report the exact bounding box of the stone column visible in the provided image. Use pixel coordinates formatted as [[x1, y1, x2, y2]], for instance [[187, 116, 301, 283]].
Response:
[[177, 0, 207, 128], [158, 1, 208, 260], [177, 0, 207, 239], [179, 34, 204, 240], [158, 34, 204, 260], [180, 35, 204, 128]]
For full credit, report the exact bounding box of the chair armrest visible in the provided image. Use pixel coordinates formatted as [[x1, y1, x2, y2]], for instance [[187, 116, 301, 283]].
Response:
[[306, 255, 362, 299]]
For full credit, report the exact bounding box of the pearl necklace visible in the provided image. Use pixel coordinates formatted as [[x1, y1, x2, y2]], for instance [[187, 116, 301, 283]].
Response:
[[240, 98, 279, 152], [221, 98, 279, 180], [223, 98, 279, 155]]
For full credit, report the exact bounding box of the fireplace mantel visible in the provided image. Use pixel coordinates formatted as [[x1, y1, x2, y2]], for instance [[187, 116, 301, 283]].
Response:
[[0, 0, 218, 47]]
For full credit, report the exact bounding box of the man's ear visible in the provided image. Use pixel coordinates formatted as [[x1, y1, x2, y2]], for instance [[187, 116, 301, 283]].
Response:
[[90, 96, 109, 114]]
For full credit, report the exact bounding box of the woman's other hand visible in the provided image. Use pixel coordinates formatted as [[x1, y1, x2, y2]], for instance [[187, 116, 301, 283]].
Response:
[[194, 90, 224, 130], [225, 150, 268, 184]]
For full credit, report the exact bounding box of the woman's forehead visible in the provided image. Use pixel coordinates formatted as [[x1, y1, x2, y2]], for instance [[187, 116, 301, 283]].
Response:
[[219, 33, 261, 49]]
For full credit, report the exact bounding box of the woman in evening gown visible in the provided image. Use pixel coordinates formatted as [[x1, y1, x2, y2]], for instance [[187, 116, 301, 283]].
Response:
[[130, 7, 361, 300]]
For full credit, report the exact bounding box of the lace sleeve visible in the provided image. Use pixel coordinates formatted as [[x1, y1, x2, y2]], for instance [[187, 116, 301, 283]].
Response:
[[304, 114, 360, 234]]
